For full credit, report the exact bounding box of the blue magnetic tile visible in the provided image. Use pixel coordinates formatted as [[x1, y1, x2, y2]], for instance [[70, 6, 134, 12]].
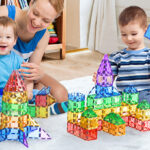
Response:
[[145, 24, 150, 39]]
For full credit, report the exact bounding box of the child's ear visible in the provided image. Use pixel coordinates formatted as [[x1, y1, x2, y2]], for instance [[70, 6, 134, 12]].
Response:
[[14, 38, 17, 45], [144, 26, 148, 32]]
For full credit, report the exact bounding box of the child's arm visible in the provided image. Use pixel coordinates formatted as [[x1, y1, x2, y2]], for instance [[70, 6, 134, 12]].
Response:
[[92, 72, 97, 84], [24, 80, 34, 100]]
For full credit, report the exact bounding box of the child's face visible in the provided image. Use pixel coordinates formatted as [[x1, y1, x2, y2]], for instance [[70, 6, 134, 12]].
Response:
[[0, 25, 16, 55], [119, 21, 146, 50]]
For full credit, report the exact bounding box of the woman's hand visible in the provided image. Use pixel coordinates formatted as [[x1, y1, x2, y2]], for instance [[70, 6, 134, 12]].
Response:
[[92, 72, 97, 84], [19, 62, 45, 81]]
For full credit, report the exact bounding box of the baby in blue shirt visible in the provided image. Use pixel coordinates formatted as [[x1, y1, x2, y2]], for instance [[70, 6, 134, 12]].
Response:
[[0, 16, 33, 99], [0, 16, 68, 115]]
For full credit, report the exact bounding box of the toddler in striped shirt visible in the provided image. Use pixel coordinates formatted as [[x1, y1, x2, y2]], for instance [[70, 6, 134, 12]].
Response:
[[93, 6, 150, 103]]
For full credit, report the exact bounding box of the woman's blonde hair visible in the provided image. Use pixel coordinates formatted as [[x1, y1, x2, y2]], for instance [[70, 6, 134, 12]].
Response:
[[32, 0, 64, 14]]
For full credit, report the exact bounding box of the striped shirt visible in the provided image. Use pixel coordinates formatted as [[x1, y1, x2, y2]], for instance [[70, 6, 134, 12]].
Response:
[[109, 47, 150, 92]]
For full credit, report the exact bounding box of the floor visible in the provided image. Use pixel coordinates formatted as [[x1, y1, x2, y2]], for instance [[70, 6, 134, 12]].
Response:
[[42, 50, 104, 81]]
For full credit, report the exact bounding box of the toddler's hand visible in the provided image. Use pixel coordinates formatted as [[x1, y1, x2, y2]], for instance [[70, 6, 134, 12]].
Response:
[[27, 91, 33, 100], [92, 72, 97, 84]]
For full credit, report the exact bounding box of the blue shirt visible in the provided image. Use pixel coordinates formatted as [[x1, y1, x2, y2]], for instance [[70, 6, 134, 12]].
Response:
[[7, 5, 46, 61], [0, 51, 24, 89], [109, 47, 150, 92]]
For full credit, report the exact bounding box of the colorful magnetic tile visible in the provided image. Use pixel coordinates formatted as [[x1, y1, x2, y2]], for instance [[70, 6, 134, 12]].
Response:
[[102, 108, 112, 118], [120, 105, 129, 117], [103, 97, 112, 108], [2, 101, 28, 116], [144, 24, 150, 39], [4, 71, 26, 92], [111, 95, 122, 107], [80, 128, 97, 141], [67, 122, 74, 134], [87, 94, 95, 109], [93, 97, 104, 110], [97, 120, 102, 131], [35, 95, 47, 107], [94, 109, 103, 120], [102, 120, 126, 136], [36, 106, 50, 118], [27, 104, 36, 118], [67, 111, 82, 124], [80, 116, 98, 130], [46, 95, 56, 106], [135, 119, 150, 131], [111, 107, 120, 115], [68, 100, 85, 113], [128, 116, 136, 128], [80, 109, 98, 130], [136, 108, 150, 121], [122, 92, 138, 105], [2, 91, 28, 104], [129, 104, 137, 116], [96, 54, 113, 87], [122, 116, 129, 126]]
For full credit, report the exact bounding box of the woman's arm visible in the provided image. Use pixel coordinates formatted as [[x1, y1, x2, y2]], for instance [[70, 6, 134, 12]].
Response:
[[29, 30, 49, 65], [20, 30, 49, 80]]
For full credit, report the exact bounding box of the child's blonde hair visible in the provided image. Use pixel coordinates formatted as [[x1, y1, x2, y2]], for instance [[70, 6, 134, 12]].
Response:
[[0, 16, 17, 38], [31, 0, 64, 15], [119, 6, 147, 28]]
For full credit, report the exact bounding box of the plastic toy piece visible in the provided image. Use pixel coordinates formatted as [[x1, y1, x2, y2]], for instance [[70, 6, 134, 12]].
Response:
[[0, 71, 50, 147], [133, 100, 150, 131], [122, 86, 139, 105], [103, 113, 126, 136], [27, 87, 56, 118], [144, 24, 150, 40], [96, 54, 113, 87], [47, 23, 59, 44]]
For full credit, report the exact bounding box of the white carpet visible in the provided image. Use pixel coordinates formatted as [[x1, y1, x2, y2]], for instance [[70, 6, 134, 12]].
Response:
[[0, 76, 150, 150], [61, 76, 95, 95]]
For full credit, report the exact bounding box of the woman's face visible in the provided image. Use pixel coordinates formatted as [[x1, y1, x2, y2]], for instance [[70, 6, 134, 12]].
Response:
[[27, 0, 57, 33]]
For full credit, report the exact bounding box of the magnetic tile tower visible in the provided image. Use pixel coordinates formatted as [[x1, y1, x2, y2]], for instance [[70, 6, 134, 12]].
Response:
[[67, 54, 150, 141], [67, 93, 98, 140], [0, 71, 50, 148], [87, 54, 123, 131]]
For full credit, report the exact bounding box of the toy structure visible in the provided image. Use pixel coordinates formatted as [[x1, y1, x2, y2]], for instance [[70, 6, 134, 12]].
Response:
[[67, 54, 150, 141], [0, 71, 51, 147], [28, 87, 55, 118], [0, 81, 56, 119]]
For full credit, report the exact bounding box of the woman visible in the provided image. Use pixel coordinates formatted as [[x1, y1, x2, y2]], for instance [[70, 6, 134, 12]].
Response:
[[0, 0, 68, 103]]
